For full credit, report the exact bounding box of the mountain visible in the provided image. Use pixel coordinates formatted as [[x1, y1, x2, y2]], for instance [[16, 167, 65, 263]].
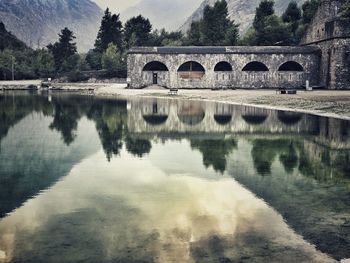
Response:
[[0, 0, 103, 52], [120, 0, 203, 31], [0, 21, 27, 50], [180, 0, 306, 35]]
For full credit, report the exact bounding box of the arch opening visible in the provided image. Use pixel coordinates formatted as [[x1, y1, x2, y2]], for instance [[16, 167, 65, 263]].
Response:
[[278, 111, 303, 125], [242, 61, 269, 72], [143, 115, 168, 125], [143, 61, 169, 71], [242, 115, 268, 125], [214, 61, 233, 72], [214, 115, 232, 125], [178, 61, 205, 79], [178, 104, 205, 126], [278, 61, 304, 72]]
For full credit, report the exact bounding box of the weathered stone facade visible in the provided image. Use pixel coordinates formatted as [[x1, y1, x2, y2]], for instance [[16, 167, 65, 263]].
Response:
[[127, 0, 349, 90], [127, 46, 321, 89], [301, 0, 350, 89]]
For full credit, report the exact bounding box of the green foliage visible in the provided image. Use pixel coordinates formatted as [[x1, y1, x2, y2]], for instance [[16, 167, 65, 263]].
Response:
[[282, 1, 302, 41], [125, 137, 152, 157], [302, 0, 320, 24], [0, 22, 27, 51], [253, 0, 275, 30], [94, 8, 123, 53], [101, 43, 124, 74], [124, 15, 152, 48], [340, 0, 350, 18], [190, 139, 237, 174], [47, 27, 77, 72], [186, 0, 239, 46], [85, 50, 102, 70], [150, 29, 184, 46]]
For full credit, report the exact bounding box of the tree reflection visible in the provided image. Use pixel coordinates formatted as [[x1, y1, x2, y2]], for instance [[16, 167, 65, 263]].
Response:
[[49, 103, 81, 145], [87, 100, 127, 161], [251, 139, 299, 175], [191, 139, 237, 174], [279, 143, 298, 174], [125, 137, 152, 157]]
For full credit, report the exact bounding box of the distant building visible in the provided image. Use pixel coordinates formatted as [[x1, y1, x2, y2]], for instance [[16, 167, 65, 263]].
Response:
[[127, 0, 349, 90]]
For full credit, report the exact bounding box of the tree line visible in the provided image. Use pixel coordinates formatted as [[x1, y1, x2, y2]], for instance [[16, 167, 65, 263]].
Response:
[[2, 0, 346, 81]]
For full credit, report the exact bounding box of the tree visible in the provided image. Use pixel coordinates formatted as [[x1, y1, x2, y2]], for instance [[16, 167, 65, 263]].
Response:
[[252, 0, 291, 45], [186, 21, 201, 45], [302, 0, 320, 24], [124, 15, 152, 48], [101, 43, 123, 75], [282, 1, 302, 43], [94, 8, 123, 52], [47, 27, 77, 71], [253, 0, 275, 31], [186, 0, 239, 46], [340, 0, 350, 19], [32, 49, 55, 77]]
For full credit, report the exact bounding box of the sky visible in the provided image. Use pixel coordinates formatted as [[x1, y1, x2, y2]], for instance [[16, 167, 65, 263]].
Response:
[[93, 0, 203, 31]]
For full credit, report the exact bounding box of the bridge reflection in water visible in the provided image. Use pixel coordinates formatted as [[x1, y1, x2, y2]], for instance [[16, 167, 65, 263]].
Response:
[[128, 98, 321, 136]]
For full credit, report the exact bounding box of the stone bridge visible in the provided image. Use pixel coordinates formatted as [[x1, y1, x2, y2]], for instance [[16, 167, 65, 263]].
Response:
[[127, 46, 321, 89]]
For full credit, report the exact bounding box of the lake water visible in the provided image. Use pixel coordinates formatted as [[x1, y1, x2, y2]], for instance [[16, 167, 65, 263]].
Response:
[[0, 91, 349, 263]]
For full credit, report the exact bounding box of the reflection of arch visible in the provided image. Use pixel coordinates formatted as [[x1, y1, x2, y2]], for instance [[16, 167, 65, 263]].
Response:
[[143, 115, 168, 125], [178, 61, 205, 79], [143, 61, 169, 71], [278, 61, 304, 71], [214, 61, 232, 72], [242, 114, 268, 125], [278, 111, 303, 125], [214, 115, 232, 125], [178, 104, 205, 126], [242, 61, 269, 72]]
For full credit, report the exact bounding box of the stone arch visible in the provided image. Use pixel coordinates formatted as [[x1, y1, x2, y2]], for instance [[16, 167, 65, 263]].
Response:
[[178, 61, 205, 79], [278, 61, 304, 71], [242, 61, 269, 72], [142, 102, 169, 126], [143, 61, 169, 71], [214, 61, 233, 71]]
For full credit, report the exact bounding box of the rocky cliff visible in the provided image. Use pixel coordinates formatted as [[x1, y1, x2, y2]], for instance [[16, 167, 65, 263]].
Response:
[[180, 0, 306, 35], [0, 0, 103, 52]]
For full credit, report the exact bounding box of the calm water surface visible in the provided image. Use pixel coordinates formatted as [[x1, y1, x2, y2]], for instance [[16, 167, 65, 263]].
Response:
[[0, 91, 349, 263]]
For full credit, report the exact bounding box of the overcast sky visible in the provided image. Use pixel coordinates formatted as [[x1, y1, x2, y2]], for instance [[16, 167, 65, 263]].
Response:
[[93, 0, 203, 30]]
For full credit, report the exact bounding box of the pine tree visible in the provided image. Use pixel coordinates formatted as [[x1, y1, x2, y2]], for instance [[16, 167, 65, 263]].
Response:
[[252, 0, 291, 45], [302, 0, 320, 24], [124, 15, 152, 48], [282, 1, 302, 43], [186, 0, 239, 46], [94, 8, 123, 53], [47, 27, 77, 71]]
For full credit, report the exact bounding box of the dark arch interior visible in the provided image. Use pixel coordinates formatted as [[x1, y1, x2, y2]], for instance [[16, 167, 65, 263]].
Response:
[[278, 61, 304, 71], [242, 61, 269, 72], [214, 114, 232, 125], [214, 62, 233, 72], [278, 112, 303, 125], [178, 61, 205, 72], [143, 115, 168, 125], [143, 61, 169, 71], [242, 115, 268, 125]]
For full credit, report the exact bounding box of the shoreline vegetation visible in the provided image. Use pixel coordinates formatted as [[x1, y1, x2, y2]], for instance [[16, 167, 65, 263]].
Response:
[[1, 82, 350, 121]]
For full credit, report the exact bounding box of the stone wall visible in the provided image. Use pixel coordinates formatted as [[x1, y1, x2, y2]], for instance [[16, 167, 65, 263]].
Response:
[[127, 47, 320, 89], [301, 0, 350, 89]]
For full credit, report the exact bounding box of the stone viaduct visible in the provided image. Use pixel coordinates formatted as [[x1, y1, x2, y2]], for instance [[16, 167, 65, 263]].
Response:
[[127, 0, 349, 90]]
